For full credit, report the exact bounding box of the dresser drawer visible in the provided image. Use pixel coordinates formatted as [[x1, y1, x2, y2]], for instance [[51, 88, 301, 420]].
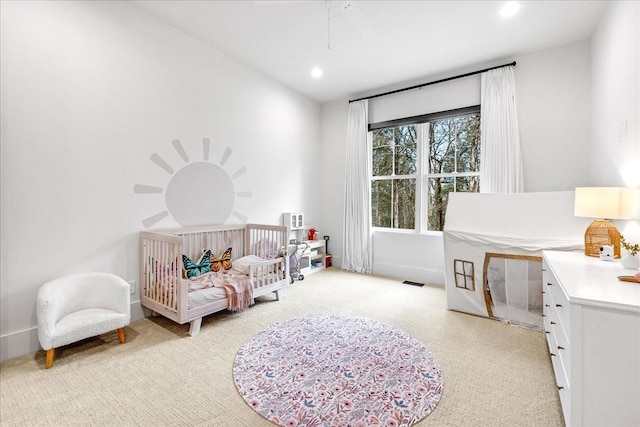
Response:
[[550, 345, 571, 426], [543, 272, 571, 340], [543, 306, 571, 379], [543, 286, 568, 340], [542, 257, 572, 427], [543, 308, 571, 426], [543, 270, 571, 382], [548, 332, 569, 386]]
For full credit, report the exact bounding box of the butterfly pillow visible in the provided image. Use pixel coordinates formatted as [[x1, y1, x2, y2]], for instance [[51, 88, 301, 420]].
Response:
[[182, 249, 212, 279], [210, 247, 232, 272]]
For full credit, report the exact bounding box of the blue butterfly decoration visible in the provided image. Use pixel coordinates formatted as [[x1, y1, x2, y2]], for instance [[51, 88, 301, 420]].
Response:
[[182, 250, 212, 278]]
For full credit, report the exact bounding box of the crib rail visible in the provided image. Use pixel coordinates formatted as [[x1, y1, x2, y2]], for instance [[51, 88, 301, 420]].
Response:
[[139, 231, 183, 319], [246, 224, 290, 288], [161, 224, 245, 260], [246, 224, 287, 258], [248, 257, 289, 291]]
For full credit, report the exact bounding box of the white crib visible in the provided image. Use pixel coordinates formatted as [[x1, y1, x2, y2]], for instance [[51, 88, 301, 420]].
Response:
[[139, 223, 290, 336]]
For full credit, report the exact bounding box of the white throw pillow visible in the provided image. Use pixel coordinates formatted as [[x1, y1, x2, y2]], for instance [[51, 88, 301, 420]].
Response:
[[231, 255, 266, 275]]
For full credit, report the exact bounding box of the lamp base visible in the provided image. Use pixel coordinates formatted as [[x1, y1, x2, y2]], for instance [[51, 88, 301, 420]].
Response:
[[584, 219, 621, 258]]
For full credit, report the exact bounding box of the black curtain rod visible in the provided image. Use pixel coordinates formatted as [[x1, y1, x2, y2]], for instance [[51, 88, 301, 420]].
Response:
[[348, 61, 516, 103]]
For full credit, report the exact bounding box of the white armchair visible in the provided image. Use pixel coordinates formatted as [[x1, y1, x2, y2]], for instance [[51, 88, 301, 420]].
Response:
[[37, 272, 131, 368]]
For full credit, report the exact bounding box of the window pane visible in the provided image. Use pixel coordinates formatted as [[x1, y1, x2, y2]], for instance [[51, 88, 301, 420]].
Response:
[[429, 119, 456, 174], [371, 180, 392, 227], [371, 178, 415, 229], [372, 129, 393, 176], [394, 126, 417, 176], [455, 175, 479, 193], [455, 114, 481, 173], [429, 114, 481, 174], [395, 178, 415, 229], [427, 177, 454, 231]]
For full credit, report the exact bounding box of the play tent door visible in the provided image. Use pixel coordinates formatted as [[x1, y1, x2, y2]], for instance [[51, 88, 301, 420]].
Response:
[[483, 253, 543, 329]]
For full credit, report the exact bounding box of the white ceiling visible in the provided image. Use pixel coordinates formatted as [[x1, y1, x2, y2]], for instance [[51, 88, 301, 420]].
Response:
[[128, 0, 607, 104]]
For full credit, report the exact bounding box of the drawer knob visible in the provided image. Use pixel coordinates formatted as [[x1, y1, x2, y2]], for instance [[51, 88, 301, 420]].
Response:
[[545, 331, 550, 334], [545, 304, 550, 307], [547, 282, 553, 286], [555, 304, 562, 307], [542, 291, 546, 294], [550, 321, 556, 325], [557, 386, 564, 390], [550, 352, 556, 357], [558, 346, 565, 350]]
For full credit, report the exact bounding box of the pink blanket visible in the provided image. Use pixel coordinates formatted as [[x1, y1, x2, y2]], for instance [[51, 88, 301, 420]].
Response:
[[188, 271, 254, 311]]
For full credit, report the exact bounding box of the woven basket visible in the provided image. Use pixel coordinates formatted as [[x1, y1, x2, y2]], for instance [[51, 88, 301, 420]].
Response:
[[584, 219, 621, 258]]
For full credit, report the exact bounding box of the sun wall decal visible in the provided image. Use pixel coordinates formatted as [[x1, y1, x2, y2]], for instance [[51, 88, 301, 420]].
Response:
[[134, 138, 251, 228]]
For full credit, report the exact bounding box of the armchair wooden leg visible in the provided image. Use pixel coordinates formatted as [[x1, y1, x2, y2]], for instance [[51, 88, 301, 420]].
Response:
[[45, 348, 55, 369], [117, 327, 126, 344]]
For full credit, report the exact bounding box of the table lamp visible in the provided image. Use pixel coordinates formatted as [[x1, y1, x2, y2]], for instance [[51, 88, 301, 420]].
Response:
[[574, 187, 634, 258]]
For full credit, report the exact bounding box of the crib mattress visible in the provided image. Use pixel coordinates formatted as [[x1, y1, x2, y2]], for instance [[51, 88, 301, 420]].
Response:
[[188, 286, 227, 309]]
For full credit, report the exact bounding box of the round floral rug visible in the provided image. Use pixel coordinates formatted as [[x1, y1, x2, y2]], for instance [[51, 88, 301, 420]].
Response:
[[233, 313, 443, 427]]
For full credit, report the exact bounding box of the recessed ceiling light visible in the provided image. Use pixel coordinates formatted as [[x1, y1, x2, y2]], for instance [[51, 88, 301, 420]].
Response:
[[499, 1, 520, 18], [310, 67, 323, 78]]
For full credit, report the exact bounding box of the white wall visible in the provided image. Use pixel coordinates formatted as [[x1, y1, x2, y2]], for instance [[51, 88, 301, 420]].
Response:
[[0, 1, 320, 362], [590, 0, 640, 244], [591, 1, 640, 188], [517, 41, 592, 191], [318, 100, 349, 265], [319, 39, 593, 285]]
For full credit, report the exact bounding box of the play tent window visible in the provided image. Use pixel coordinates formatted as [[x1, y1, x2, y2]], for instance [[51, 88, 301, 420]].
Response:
[[454, 259, 475, 291]]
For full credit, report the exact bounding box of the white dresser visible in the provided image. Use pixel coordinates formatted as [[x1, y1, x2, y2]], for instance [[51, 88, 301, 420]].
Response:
[[542, 250, 640, 427]]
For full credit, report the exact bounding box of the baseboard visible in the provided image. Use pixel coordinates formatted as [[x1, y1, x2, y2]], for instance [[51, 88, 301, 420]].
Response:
[[0, 301, 146, 364], [371, 262, 445, 287], [0, 326, 40, 364]]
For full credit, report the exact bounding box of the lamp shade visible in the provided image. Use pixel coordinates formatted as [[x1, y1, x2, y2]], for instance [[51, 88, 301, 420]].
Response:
[[574, 187, 634, 220]]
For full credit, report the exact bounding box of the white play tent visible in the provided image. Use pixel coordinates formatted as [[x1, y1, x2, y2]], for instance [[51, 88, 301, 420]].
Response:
[[443, 191, 590, 329]]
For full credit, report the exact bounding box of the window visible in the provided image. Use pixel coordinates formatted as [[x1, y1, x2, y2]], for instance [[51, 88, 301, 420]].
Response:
[[454, 259, 475, 291], [371, 106, 481, 232]]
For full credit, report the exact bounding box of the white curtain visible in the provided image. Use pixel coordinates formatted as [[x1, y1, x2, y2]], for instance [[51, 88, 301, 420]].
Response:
[[480, 66, 524, 193], [342, 100, 372, 273]]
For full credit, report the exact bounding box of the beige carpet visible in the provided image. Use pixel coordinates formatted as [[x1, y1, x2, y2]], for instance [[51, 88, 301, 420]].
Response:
[[0, 268, 564, 426]]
